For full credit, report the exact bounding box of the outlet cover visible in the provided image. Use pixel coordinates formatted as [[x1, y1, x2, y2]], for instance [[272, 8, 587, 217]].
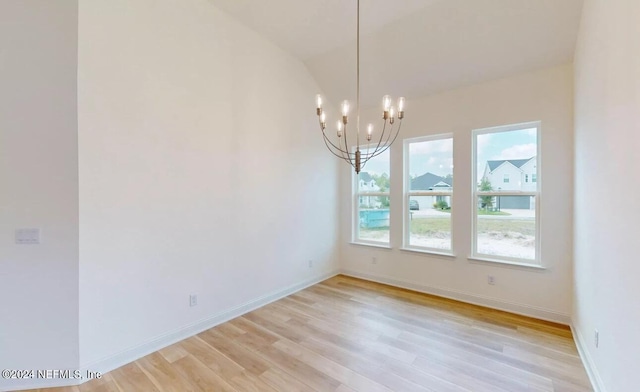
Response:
[[15, 228, 41, 245]]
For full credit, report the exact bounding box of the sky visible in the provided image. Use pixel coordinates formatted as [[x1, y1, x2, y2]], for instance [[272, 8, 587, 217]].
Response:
[[354, 126, 537, 180], [476, 127, 537, 180]]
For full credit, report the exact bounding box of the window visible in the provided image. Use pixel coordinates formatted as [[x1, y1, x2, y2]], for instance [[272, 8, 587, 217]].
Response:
[[473, 122, 540, 264], [525, 174, 529, 183], [404, 135, 453, 252], [354, 148, 390, 245]]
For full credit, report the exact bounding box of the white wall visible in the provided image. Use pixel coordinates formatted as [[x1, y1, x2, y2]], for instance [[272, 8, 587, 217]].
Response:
[[573, 0, 640, 390], [341, 64, 574, 323], [78, 0, 338, 371], [0, 1, 79, 391]]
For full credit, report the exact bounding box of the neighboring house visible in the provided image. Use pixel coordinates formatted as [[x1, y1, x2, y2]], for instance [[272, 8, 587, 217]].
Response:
[[482, 156, 537, 209], [358, 171, 381, 208], [410, 172, 452, 209]]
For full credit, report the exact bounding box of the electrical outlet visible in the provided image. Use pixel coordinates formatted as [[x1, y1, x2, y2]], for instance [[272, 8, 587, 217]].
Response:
[[372, 257, 378, 264], [308, 260, 313, 268], [15, 228, 41, 244], [488, 275, 496, 285], [595, 329, 599, 348], [189, 294, 197, 307]]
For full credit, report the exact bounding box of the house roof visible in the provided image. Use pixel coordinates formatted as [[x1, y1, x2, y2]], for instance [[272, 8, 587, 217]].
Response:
[[411, 172, 452, 190], [359, 172, 373, 182], [486, 157, 534, 172]]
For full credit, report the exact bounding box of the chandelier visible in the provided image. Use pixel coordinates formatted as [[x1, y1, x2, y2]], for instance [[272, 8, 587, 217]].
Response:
[[315, 0, 405, 174]]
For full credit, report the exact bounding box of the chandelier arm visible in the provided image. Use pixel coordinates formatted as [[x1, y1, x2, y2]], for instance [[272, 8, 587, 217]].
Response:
[[321, 130, 355, 159], [322, 133, 354, 161], [320, 129, 351, 157], [370, 120, 403, 160], [360, 119, 389, 160], [367, 118, 389, 159], [318, 119, 354, 159], [343, 123, 355, 166], [362, 120, 403, 163]]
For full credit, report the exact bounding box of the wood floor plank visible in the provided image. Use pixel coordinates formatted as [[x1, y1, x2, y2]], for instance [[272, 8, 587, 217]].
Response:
[[259, 367, 316, 392], [77, 374, 119, 392], [178, 336, 244, 380], [227, 371, 278, 392], [171, 354, 237, 392], [197, 329, 271, 376], [135, 352, 195, 392], [109, 362, 161, 392], [32, 387, 80, 392], [29, 275, 592, 392], [272, 338, 393, 392], [158, 342, 189, 364]]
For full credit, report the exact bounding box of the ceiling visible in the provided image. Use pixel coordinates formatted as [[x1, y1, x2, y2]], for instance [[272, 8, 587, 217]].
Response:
[[209, 0, 584, 107]]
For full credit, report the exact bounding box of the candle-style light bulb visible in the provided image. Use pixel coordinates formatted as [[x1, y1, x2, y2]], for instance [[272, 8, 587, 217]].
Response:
[[382, 95, 391, 111], [382, 95, 391, 119], [341, 100, 350, 116], [320, 112, 326, 129], [315, 94, 323, 115], [389, 106, 396, 124], [341, 100, 350, 124], [367, 123, 373, 141], [336, 121, 343, 137], [397, 97, 405, 119]]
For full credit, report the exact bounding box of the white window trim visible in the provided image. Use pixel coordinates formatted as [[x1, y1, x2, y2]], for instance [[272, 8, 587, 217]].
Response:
[[471, 121, 542, 266], [403, 133, 454, 255]]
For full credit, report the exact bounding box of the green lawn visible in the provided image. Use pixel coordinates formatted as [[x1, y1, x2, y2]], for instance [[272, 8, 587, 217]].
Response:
[[477, 210, 511, 216], [429, 209, 511, 216], [477, 217, 535, 236], [360, 215, 535, 238], [409, 216, 534, 236]]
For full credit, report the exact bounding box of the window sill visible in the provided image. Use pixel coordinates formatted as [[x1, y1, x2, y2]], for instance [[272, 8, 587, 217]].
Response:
[[349, 241, 392, 250], [399, 247, 455, 259], [467, 256, 546, 270]]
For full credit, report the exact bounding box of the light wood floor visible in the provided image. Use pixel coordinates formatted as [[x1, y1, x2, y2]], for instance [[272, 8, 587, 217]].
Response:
[[30, 275, 592, 392]]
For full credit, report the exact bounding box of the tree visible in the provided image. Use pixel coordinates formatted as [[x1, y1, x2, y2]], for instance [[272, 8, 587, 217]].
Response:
[[373, 172, 390, 192], [372, 173, 390, 208], [479, 177, 493, 210], [435, 200, 449, 210], [444, 173, 453, 185]]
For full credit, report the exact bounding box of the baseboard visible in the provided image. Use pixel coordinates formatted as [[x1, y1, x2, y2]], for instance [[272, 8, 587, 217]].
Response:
[[3, 270, 339, 392], [571, 323, 605, 392], [340, 269, 571, 325]]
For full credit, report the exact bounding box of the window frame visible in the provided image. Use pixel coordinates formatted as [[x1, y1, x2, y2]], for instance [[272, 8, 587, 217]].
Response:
[[403, 133, 454, 255], [352, 146, 391, 247], [471, 121, 542, 266]]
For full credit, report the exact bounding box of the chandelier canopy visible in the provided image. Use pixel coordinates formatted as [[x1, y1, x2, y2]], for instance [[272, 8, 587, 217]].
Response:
[[315, 0, 405, 174]]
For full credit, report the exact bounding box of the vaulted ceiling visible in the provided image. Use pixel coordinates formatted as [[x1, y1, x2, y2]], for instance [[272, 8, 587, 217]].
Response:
[[209, 0, 584, 107]]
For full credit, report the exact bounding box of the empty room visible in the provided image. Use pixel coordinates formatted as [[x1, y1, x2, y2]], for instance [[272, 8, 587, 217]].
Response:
[[1, 0, 638, 391]]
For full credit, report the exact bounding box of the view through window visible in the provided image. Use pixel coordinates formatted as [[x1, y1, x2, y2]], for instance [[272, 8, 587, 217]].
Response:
[[405, 136, 453, 252], [474, 123, 539, 263], [355, 148, 390, 244]]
